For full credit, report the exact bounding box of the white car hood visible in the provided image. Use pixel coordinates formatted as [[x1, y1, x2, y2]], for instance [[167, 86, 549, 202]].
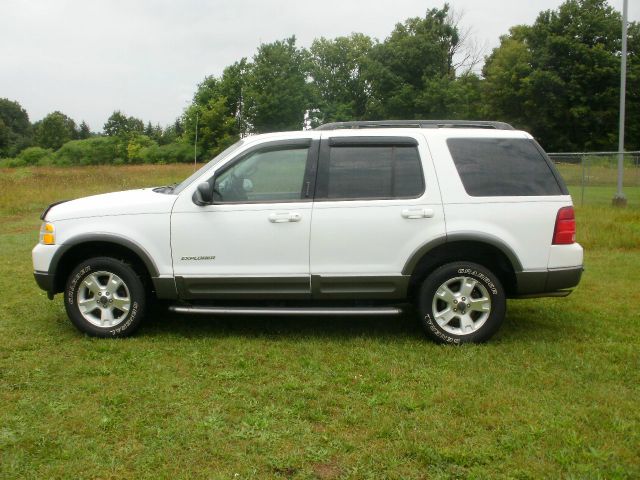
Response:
[[45, 188, 177, 221]]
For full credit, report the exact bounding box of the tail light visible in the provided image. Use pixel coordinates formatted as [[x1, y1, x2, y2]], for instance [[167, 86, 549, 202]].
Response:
[[552, 206, 576, 244]]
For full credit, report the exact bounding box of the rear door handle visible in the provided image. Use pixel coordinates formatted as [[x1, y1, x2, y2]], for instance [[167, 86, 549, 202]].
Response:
[[401, 208, 434, 219], [268, 212, 302, 223]]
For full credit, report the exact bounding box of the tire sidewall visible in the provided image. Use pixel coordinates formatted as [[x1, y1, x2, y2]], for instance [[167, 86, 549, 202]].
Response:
[[419, 262, 506, 344], [64, 257, 146, 338]]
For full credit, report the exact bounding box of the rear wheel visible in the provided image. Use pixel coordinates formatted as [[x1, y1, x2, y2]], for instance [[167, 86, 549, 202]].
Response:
[[418, 261, 506, 344], [64, 257, 146, 337]]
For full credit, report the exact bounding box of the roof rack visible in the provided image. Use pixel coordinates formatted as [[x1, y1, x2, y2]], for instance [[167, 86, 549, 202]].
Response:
[[315, 120, 515, 131]]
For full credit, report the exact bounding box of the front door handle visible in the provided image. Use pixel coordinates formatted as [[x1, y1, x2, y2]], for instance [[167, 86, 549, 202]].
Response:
[[401, 208, 434, 219], [268, 212, 302, 223]]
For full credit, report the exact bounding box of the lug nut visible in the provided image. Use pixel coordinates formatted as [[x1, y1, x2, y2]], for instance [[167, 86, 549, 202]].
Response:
[[454, 300, 458, 304]]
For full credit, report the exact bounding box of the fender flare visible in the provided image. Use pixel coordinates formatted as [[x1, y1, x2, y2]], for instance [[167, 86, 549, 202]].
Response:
[[402, 232, 524, 276], [49, 233, 160, 278]]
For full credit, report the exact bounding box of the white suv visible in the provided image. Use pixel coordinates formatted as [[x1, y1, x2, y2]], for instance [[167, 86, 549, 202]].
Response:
[[32, 120, 583, 343]]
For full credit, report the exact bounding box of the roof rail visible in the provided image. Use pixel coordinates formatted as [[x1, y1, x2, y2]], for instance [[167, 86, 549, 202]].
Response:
[[315, 120, 515, 131]]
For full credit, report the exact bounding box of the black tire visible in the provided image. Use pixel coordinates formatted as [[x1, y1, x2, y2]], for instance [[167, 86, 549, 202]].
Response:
[[64, 257, 147, 338], [417, 261, 506, 344]]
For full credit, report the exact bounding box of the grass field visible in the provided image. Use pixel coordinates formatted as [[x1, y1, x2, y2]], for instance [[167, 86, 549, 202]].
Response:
[[555, 163, 640, 207], [1, 165, 639, 479]]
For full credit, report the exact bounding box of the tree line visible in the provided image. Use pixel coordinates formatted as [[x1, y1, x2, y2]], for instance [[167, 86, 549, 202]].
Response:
[[0, 0, 637, 168]]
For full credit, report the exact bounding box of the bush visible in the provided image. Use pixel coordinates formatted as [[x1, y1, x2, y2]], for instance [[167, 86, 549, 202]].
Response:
[[140, 142, 193, 164], [126, 135, 155, 163], [17, 147, 53, 166], [1, 135, 196, 167], [54, 136, 121, 166], [0, 157, 26, 168]]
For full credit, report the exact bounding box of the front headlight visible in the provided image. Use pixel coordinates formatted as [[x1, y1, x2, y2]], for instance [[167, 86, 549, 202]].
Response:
[[39, 223, 55, 245]]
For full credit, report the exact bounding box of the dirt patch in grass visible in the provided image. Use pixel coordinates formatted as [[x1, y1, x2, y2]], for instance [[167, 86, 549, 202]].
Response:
[[312, 460, 342, 480]]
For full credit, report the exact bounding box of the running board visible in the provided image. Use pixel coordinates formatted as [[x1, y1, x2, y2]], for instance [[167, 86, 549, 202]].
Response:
[[169, 305, 403, 316]]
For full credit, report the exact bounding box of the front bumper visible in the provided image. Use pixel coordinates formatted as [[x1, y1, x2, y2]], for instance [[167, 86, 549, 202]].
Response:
[[32, 243, 62, 299], [34, 271, 55, 299], [514, 266, 583, 298], [32, 243, 59, 272]]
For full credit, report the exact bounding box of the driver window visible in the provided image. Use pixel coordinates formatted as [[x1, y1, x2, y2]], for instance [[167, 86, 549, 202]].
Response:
[[213, 146, 309, 203]]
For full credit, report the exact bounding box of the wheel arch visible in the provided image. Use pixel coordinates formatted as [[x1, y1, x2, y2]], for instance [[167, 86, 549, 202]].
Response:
[[404, 234, 522, 299], [50, 234, 159, 294]]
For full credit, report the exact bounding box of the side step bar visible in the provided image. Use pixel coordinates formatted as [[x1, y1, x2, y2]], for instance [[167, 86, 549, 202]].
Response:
[[169, 305, 403, 316]]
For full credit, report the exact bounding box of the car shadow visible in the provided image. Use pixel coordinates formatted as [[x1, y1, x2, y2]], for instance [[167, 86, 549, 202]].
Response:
[[140, 307, 427, 341], [135, 303, 566, 343]]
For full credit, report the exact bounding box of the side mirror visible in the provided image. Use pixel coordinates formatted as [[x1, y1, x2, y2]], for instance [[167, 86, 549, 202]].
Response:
[[193, 182, 213, 206]]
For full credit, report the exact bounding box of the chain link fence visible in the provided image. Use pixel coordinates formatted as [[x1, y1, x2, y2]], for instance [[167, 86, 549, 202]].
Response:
[[547, 151, 640, 207]]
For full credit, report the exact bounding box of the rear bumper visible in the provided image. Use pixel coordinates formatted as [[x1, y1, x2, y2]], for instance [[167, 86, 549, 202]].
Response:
[[513, 266, 583, 298]]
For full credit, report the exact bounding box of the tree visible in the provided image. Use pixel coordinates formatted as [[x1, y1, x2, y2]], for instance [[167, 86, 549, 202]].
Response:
[[158, 123, 178, 145], [244, 37, 312, 132], [418, 73, 485, 120], [193, 59, 250, 134], [104, 111, 129, 136], [0, 98, 32, 157], [623, 21, 639, 150], [218, 59, 251, 134], [310, 33, 374, 123], [0, 119, 9, 155], [364, 5, 462, 119], [483, 0, 639, 150], [173, 118, 184, 137], [78, 121, 92, 139], [183, 97, 238, 159], [183, 63, 247, 158], [33, 111, 77, 150], [481, 28, 533, 130], [103, 111, 144, 137], [144, 121, 154, 138]]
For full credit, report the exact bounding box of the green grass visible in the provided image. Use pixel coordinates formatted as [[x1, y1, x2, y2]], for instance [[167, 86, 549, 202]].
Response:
[[1, 166, 639, 479], [556, 163, 640, 207]]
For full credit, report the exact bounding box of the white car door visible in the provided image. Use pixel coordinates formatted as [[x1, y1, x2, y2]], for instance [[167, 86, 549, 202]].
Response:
[[309, 133, 446, 299], [171, 137, 319, 300]]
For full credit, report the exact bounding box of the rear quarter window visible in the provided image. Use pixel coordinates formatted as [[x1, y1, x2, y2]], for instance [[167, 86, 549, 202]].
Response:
[[447, 138, 564, 196]]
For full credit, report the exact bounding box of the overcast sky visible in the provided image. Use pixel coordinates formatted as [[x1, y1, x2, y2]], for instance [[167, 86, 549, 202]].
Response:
[[1, 0, 637, 131]]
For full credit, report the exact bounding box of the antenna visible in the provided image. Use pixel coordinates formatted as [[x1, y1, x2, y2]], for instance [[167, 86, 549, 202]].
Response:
[[193, 112, 199, 171], [237, 85, 244, 138]]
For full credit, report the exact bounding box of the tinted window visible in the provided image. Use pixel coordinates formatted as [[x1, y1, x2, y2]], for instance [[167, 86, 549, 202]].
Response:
[[325, 146, 424, 199], [214, 147, 308, 202], [173, 139, 244, 194], [447, 138, 563, 196]]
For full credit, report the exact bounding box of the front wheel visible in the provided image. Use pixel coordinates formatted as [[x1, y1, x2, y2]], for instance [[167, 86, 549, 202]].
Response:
[[64, 257, 147, 338], [418, 262, 506, 344]]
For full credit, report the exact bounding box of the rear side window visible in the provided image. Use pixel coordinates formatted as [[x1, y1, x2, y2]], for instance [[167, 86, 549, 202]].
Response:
[[447, 138, 563, 196], [321, 145, 424, 200]]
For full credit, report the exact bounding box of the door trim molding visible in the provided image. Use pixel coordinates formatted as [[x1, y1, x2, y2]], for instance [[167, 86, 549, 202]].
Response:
[[311, 274, 410, 300], [174, 275, 411, 301], [175, 276, 311, 300]]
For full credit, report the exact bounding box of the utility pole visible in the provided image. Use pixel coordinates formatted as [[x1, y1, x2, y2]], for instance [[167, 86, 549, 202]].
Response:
[[193, 112, 199, 171], [613, 0, 628, 207]]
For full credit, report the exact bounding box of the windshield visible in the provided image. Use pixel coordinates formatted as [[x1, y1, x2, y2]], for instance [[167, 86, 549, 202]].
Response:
[[171, 139, 246, 194]]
